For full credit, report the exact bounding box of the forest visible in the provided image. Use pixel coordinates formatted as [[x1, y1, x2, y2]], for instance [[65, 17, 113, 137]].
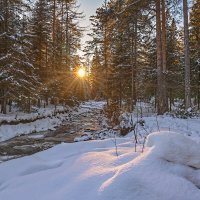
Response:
[[1, 1, 200, 200], [87, 0, 200, 116], [0, 0, 199, 117]]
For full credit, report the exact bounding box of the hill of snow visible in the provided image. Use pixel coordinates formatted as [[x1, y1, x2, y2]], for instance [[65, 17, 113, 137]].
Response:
[[0, 131, 200, 200]]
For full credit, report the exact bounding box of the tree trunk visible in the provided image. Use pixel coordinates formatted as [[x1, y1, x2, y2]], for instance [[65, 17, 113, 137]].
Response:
[[2, 99, 7, 114], [161, 0, 168, 111], [156, 0, 163, 114], [156, 0, 168, 114], [52, 0, 56, 72], [37, 99, 41, 108], [66, 2, 70, 70], [198, 66, 200, 109], [131, 13, 138, 111], [183, 0, 191, 109], [9, 100, 12, 112], [1, 89, 7, 114], [161, 0, 167, 73], [104, 0, 109, 106], [28, 97, 31, 113]]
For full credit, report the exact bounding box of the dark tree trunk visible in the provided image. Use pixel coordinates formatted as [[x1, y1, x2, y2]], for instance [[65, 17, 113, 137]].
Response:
[[183, 0, 191, 108], [9, 100, 12, 112], [156, 0, 168, 114], [37, 99, 41, 108], [131, 12, 138, 111], [104, 0, 109, 106], [198, 66, 200, 109], [1, 89, 7, 114]]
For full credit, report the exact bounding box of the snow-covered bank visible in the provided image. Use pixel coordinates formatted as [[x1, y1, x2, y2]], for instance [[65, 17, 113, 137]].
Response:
[[0, 101, 106, 142], [0, 131, 200, 200], [120, 113, 200, 141], [0, 105, 69, 125], [0, 113, 68, 142], [0, 106, 72, 142]]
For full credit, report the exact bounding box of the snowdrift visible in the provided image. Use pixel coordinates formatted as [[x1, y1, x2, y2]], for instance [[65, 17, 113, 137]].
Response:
[[0, 131, 200, 200]]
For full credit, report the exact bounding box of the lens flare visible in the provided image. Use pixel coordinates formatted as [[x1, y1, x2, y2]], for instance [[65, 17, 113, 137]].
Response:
[[77, 68, 86, 78]]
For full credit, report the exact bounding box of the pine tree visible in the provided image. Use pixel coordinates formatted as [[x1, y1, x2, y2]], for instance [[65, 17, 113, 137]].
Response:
[[86, 3, 110, 103], [190, 0, 200, 108], [166, 17, 183, 109], [31, 0, 83, 106], [57, 0, 83, 103], [183, 0, 191, 108], [90, 46, 104, 99], [156, 0, 168, 114], [0, 0, 38, 113]]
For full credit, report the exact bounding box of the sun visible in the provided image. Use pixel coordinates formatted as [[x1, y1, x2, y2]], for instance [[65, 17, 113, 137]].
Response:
[[77, 68, 86, 78]]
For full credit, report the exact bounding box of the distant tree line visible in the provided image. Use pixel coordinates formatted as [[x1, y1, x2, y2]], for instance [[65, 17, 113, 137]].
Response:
[[86, 0, 200, 114], [0, 0, 84, 114]]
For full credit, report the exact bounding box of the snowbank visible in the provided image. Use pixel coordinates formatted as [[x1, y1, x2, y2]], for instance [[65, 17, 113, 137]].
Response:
[[0, 131, 200, 200], [0, 101, 106, 142], [0, 105, 72, 142], [147, 131, 200, 168], [80, 101, 106, 109], [0, 105, 69, 125], [0, 113, 68, 142], [122, 114, 200, 141]]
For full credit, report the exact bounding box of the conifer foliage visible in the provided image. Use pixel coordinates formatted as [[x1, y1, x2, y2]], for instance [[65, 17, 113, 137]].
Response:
[[0, 0, 200, 115], [0, 0, 83, 113], [0, 0, 39, 113], [87, 0, 200, 114]]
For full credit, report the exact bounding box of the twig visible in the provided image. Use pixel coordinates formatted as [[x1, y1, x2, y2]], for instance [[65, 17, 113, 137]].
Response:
[[156, 114, 160, 132], [113, 131, 119, 157], [142, 136, 147, 153], [131, 113, 138, 152], [140, 125, 150, 153]]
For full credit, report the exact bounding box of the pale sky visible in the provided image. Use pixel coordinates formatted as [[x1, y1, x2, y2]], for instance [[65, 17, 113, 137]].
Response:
[[77, 0, 103, 56]]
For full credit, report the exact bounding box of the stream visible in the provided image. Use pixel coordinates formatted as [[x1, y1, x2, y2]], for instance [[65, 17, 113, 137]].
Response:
[[0, 103, 106, 163]]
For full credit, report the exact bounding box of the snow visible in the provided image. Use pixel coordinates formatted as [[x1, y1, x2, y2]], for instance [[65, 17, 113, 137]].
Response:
[[0, 101, 106, 142], [80, 101, 106, 109], [0, 105, 69, 124], [74, 132, 92, 142], [74, 129, 117, 142], [146, 131, 200, 168], [0, 131, 200, 200], [123, 114, 200, 141], [1, 101, 200, 199], [0, 112, 69, 142]]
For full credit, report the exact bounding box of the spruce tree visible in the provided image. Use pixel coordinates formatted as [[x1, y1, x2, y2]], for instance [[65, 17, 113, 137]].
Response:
[[190, 0, 200, 108], [0, 0, 38, 113]]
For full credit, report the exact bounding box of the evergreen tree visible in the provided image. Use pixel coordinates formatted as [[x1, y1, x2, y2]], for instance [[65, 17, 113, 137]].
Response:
[[90, 46, 104, 99], [183, 0, 191, 108], [0, 0, 38, 113], [190, 0, 200, 108], [31, 0, 83, 106], [166, 18, 183, 108]]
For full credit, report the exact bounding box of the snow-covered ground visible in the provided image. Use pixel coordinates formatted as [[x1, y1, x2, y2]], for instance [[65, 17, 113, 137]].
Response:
[[1, 101, 200, 199], [121, 112, 200, 142], [0, 131, 200, 200]]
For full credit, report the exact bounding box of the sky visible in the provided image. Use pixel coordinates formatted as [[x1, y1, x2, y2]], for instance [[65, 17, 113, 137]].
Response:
[[77, 0, 103, 56]]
